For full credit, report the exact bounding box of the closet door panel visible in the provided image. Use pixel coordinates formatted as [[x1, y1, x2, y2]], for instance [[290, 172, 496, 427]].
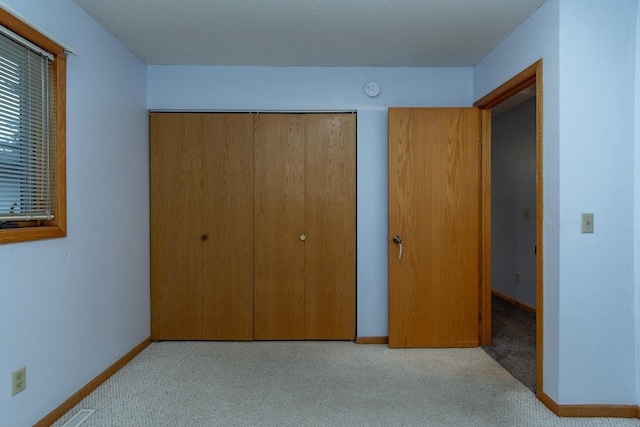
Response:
[[304, 114, 356, 339], [150, 113, 204, 340], [201, 114, 254, 340], [254, 114, 306, 340]]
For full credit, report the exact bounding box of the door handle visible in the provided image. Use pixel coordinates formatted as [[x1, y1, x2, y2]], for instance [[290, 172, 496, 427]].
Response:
[[393, 235, 402, 260]]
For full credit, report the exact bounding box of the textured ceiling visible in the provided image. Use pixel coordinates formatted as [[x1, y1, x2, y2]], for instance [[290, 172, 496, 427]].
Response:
[[72, 0, 546, 67]]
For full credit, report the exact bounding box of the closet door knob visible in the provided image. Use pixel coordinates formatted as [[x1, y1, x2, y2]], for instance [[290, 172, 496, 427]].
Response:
[[299, 234, 306, 241], [201, 235, 208, 242]]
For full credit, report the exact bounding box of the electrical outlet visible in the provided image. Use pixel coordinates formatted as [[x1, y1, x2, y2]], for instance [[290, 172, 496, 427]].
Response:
[[515, 272, 520, 283], [11, 367, 26, 396]]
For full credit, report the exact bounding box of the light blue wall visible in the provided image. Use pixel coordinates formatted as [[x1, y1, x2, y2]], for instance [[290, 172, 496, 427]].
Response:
[[2, 1, 638, 424], [476, 0, 639, 405], [474, 0, 561, 402], [491, 98, 537, 309], [557, 0, 637, 405], [148, 66, 473, 337], [0, 1, 149, 425], [636, 0, 640, 405]]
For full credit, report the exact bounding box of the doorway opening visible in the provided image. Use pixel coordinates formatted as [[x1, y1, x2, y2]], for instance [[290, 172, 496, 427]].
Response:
[[475, 60, 543, 397], [483, 85, 537, 392]]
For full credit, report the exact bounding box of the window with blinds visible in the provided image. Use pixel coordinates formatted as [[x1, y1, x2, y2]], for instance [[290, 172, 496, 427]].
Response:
[[0, 7, 66, 244], [0, 29, 55, 223]]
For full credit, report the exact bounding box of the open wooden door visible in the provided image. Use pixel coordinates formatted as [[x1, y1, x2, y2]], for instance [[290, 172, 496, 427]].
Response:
[[388, 108, 481, 348]]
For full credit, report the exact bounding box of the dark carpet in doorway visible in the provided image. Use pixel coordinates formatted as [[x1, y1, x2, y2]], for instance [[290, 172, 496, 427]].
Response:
[[481, 295, 536, 393]]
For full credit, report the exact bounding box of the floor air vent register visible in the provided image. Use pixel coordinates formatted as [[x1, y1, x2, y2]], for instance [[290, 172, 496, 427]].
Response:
[[60, 409, 96, 427]]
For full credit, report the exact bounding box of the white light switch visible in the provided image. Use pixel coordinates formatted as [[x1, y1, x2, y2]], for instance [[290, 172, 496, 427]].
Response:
[[581, 213, 594, 233]]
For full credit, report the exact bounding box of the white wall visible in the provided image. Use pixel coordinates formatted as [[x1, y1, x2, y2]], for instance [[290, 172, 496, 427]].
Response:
[[148, 66, 473, 338], [476, 0, 639, 405], [491, 98, 537, 309], [0, 1, 149, 425]]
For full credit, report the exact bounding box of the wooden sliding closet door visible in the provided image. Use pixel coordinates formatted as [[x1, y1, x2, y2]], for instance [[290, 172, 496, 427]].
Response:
[[151, 113, 254, 341], [304, 114, 356, 339], [253, 113, 356, 340], [201, 114, 254, 340], [152, 112, 355, 341], [151, 113, 204, 339], [253, 114, 306, 340]]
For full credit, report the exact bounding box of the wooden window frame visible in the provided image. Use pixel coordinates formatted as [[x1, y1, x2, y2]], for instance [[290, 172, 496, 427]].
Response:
[[0, 8, 66, 244]]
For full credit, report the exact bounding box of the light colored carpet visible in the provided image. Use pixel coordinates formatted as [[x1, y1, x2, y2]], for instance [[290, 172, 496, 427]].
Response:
[[52, 342, 640, 427]]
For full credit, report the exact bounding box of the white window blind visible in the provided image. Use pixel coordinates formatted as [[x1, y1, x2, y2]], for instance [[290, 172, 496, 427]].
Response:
[[0, 27, 55, 222]]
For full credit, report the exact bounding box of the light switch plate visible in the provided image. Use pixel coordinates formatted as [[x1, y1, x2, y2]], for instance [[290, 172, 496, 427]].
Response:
[[581, 213, 594, 233]]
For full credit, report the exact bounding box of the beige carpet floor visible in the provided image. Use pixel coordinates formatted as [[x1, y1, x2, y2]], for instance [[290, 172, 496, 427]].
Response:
[[52, 342, 640, 427]]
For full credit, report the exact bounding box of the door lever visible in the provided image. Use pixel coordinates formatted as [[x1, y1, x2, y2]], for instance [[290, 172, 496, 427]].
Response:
[[393, 235, 402, 260]]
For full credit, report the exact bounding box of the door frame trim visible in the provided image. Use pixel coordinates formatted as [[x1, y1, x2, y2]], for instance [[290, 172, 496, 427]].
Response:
[[473, 59, 543, 397]]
